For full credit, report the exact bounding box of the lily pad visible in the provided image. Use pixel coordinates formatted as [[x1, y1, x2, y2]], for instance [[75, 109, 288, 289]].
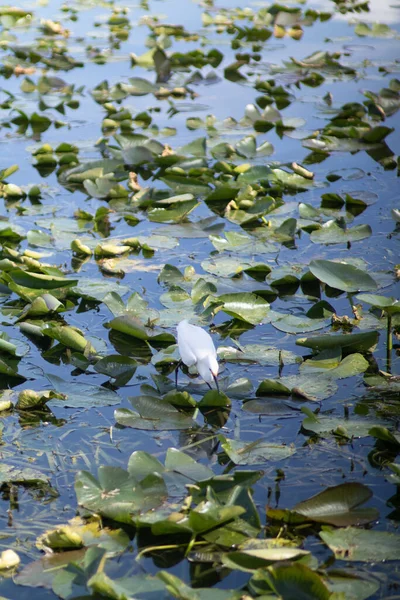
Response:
[[115, 396, 198, 430], [218, 344, 298, 366], [296, 331, 379, 354], [320, 527, 400, 562], [309, 260, 377, 293], [0, 465, 49, 486], [75, 467, 167, 524], [219, 436, 295, 465], [38, 517, 130, 555], [357, 293, 400, 315], [46, 374, 121, 408], [294, 482, 378, 526], [258, 563, 332, 600], [216, 293, 270, 324], [310, 221, 372, 245]]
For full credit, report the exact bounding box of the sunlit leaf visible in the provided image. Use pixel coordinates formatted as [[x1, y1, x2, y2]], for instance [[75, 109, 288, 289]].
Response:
[[309, 260, 377, 292]]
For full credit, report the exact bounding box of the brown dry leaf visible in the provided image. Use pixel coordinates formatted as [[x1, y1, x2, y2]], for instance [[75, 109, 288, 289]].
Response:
[[128, 172, 141, 192], [171, 87, 188, 97], [288, 26, 303, 40], [14, 65, 36, 75], [99, 258, 161, 276], [162, 145, 174, 157], [274, 24, 286, 38], [154, 87, 171, 98]]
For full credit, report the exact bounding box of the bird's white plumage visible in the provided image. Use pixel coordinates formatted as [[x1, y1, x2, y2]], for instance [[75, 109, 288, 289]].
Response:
[[176, 320, 219, 386]]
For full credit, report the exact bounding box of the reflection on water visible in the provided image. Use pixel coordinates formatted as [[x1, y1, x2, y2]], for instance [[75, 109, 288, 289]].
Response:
[[0, 0, 400, 596]]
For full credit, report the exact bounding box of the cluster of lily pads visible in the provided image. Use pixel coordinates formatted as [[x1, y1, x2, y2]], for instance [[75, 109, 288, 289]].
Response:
[[0, 0, 400, 598]]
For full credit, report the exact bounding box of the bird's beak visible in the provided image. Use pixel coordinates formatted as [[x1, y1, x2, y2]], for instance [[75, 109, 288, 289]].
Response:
[[212, 372, 220, 393]]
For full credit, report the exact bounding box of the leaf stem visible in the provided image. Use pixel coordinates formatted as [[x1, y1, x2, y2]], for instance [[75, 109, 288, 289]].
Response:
[[386, 313, 392, 374], [136, 540, 207, 561], [179, 433, 217, 452], [347, 292, 354, 315], [184, 535, 197, 557]]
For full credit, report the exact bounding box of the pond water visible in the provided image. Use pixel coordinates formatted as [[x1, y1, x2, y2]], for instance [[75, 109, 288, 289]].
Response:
[[0, 0, 400, 598]]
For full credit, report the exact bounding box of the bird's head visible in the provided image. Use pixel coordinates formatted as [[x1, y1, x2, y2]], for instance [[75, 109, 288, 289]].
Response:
[[197, 355, 219, 392]]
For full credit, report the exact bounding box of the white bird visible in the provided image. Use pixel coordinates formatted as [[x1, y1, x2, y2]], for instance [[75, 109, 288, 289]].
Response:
[[176, 320, 219, 391]]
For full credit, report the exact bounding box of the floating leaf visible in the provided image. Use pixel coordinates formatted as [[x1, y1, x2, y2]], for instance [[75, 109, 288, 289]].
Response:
[[300, 351, 369, 379], [301, 413, 384, 439], [219, 436, 295, 465], [320, 527, 400, 562], [216, 293, 270, 325], [258, 563, 331, 600], [310, 221, 372, 245], [38, 517, 129, 555], [218, 344, 298, 366], [115, 396, 198, 430], [326, 573, 379, 600], [94, 355, 137, 386], [0, 465, 49, 486], [41, 323, 96, 353], [8, 269, 78, 290], [257, 375, 337, 402], [355, 22, 397, 38], [294, 483, 378, 526], [222, 539, 309, 572], [75, 467, 167, 524], [296, 331, 379, 354], [357, 293, 400, 315], [270, 311, 329, 334], [46, 374, 120, 408], [309, 260, 377, 293]]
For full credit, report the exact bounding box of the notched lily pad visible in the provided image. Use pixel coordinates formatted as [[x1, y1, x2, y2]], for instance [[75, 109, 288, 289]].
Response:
[[219, 435, 295, 465], [320, 527, 400, 562]]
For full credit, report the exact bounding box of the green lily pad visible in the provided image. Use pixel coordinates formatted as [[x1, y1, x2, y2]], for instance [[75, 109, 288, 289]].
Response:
[[320, 527, 400, 562], [46, 374, 121, 408], [8, 269, 78, 290], [302, 411, 384, 439], [75, 466, 167, 524], [38, 517, 129, 555], [209, 231, 277, 254], [368, 426, 400, 446], [219, 436, 295, 465], [300, 351, 369, 379], [309, 260, 377, 293], [89, 572, 170, 600], [222, 539, 309, 572], [310, 221, 372, 244], [270, 311, 329, 334], [355, 22, 397, 38], [218, 344, 298, 366], [94, 355, 137, 386], [357, 293, 400, 315], [201, 256, 271, 279], [326, 573, 379, 600], [216, 293, 270, 325], [296, 331, 379, 354], [294, 482, 378, 526], [257, 375, 337, 402], [257, 563, 332, 600], [115, 395, 198, 430], [41, 323, 96, 353], [158, 572, 242, 600], [0, 465, 49, 486], [74, 279, 130, 302]]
